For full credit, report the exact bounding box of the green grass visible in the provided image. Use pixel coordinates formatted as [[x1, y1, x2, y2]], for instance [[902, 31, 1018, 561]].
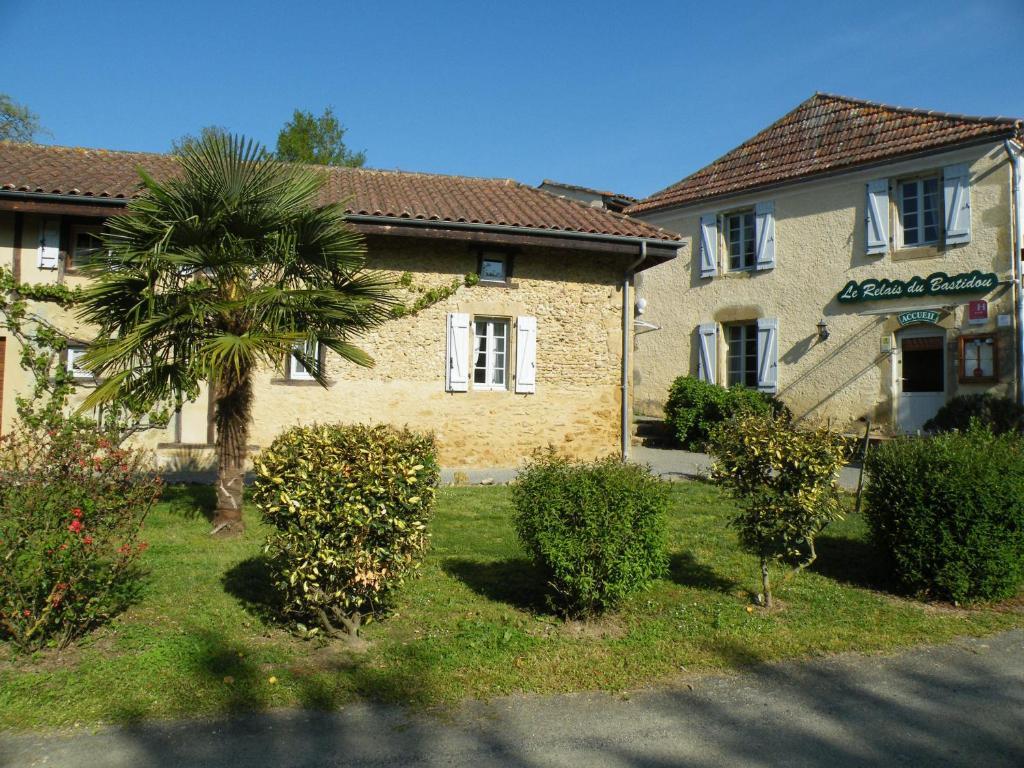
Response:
[[1, 482, 1021, 729]]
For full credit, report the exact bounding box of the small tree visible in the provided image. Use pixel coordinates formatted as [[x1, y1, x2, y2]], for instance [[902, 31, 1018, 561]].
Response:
[[708, 412, 845, 608], [276, 107, 365, 167], [0, 93, 43, 142]]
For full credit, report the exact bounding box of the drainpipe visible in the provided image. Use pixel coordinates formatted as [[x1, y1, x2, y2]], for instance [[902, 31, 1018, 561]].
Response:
[[622, 241, 648, 462], [1005, 140, 1024, 406]]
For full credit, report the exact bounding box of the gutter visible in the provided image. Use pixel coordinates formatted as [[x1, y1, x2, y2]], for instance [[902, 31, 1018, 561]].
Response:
[[0, 190, 130, 206], [343, 213, 681, 263], [621, 242, 647, 462], [1004, 140, 1024, 405]]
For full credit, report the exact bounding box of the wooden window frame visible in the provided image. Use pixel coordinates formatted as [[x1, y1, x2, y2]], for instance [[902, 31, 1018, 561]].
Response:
[[286, 340, 322, 382], [472, 317, 509, 391], [724, 322, 758, 388], [896, 174, 942, 250], [722, 208, 756, 272], [959, 333, 998, 384], [65, 344, 93, 381], [64, 221, 105, 272], [477, 251, 513, 286]]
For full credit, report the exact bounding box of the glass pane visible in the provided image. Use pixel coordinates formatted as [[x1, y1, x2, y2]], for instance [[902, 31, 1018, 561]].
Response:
[[480, 259, 505, 281]]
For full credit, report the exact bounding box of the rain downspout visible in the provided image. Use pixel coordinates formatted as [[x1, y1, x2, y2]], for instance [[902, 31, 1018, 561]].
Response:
[[622, 242, 647, 461], [1005, 140, 1024, 406]]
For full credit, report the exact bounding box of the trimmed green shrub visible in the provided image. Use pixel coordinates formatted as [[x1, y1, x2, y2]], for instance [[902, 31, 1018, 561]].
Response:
[[708, 413, 845, 608], [864, 427, 1024, 603], [924, 393, 1024, 435], [0, 421, 160, 652], [664, 376, 789, 450], [252, 423, 438, 637], [511, 451, 669, 618]]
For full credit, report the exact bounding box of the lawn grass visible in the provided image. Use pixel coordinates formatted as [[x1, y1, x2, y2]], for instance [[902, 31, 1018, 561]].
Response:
[[1, 482, 1022, 729]]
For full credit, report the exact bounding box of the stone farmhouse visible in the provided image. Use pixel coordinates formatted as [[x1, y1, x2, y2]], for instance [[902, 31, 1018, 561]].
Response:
[[0, 143, 681, 468]]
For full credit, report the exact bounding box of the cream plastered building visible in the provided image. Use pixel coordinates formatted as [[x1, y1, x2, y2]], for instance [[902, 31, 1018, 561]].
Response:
[[628, 94, 1024, 434], [0, 143, 681, 469]]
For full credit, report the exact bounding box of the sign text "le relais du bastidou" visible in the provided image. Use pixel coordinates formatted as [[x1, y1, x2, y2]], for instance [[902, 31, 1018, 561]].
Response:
[[837, 270, 999, 303]]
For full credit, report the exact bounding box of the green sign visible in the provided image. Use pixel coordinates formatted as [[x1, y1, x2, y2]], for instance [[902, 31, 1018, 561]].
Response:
[[837, 270, 999, 303], [897, 310, 941, 327]]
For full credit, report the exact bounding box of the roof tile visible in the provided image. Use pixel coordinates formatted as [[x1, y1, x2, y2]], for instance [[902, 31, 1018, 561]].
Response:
[[0, 142, 681, 242]]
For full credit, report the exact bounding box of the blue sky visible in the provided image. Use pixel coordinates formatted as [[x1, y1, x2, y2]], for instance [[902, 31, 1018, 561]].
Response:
[[4, 0, 1023, 199]]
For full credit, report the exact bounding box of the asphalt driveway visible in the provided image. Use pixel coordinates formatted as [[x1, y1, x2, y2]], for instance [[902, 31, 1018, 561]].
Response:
[[3, 630, 1021, 767]]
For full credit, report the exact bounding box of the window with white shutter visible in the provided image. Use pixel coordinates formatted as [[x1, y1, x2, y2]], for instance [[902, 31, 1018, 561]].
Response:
[[514, 315, 536, 394], [754, 201, 775, 270], [865, 179, 890, 256], [943, 163, 971, 245], [472, 318, 509, 390], [699, 214, 718, 278], [697, 323, 717, 384], [288, 340, 321, 381], [756, 318, 779, 394], [898, 176, 941, 247], [38, 219, 61, 270], [446, 312, 470, 392]]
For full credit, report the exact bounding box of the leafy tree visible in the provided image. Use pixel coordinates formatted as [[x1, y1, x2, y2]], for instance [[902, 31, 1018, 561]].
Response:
[[276, 107, 365, 167], [169, 125, 233, 155], [75, 134, 395, 535], [708, 412, 846, 608], [0, 93, 43, 142]]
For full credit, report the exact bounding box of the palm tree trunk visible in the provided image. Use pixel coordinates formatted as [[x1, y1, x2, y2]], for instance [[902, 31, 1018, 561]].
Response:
[[211, 370, 253, 536]]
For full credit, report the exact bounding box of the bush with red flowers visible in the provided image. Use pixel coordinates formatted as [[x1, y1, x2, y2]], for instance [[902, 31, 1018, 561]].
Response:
[[0, 420, 161, 652]]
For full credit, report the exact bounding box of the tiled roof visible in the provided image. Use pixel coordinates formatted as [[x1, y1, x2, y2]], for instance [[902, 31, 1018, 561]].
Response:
[[628, 93, 1023, 214], [0, 142, 681, 242], [539, 180, 638, 203]]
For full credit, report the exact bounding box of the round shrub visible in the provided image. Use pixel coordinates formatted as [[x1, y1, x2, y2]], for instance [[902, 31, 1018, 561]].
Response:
[[252, 423, 438, 637], [511, 451, 669, 618], [664, 376, 789, 450], [924, 394, 1024, 435], [0, 421, 161, 652], [864, 427, 1024, 603]]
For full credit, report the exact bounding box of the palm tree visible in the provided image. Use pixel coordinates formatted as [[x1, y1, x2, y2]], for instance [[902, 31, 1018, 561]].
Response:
[[77, 135, 394, 534]]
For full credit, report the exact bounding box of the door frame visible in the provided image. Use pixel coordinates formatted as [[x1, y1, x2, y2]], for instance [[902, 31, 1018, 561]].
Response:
[[894, 325, 948, 433]]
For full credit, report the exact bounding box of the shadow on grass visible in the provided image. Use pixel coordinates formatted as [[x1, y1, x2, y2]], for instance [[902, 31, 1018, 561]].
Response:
[[442, 557, 550, 613], [668, 551, 737, 593], [221, 555, 286, 624], [160, 484, 217, 522], [811, 534, 900, 593]]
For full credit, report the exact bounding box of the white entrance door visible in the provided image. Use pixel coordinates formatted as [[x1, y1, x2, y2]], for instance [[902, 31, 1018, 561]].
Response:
[[896, 328, 947, 433]]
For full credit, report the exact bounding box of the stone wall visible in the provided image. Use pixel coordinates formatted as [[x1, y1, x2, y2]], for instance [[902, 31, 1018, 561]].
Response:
[[0, 218, 628, 468]]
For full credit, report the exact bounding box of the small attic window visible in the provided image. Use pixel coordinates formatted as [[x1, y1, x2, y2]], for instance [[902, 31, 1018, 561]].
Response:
[[478, 253, 509, 284]]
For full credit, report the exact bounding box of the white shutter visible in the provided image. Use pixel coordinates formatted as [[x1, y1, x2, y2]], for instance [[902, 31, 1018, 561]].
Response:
[[943, 163, 971, 245], [445, 312, 470, 392], [697, 323, 717, 383], [515, 315, 537, 394], [865, 179, 889, 256], [699, 214, 718, 278], [38, 219, 61, 269], [756, 317, 779, 394], [754, 200, 775, 270]]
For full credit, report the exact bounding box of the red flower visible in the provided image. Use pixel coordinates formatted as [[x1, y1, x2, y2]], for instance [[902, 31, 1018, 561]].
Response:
[[71, 508, 83, 519], [68, 519, 83, 533], [22, 609, 30, 617], [59, 543, 68, 551], [83, 536, 94, 545], [137, 541, 149, 552]]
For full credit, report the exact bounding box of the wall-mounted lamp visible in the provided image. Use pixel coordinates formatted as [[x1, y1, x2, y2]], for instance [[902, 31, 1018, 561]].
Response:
[[816, 319, 830, 341]]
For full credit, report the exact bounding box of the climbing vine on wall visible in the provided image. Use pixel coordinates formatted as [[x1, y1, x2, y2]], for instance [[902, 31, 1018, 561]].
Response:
[[390, 272, 479, 318]]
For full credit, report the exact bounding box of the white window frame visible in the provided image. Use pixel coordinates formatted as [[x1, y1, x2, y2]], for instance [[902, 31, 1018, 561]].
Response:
[[66, 345, 92, 380], [897, 176, 942, 248], [289, 340, 320, 381], [479, 254, 508, 284], [723, 209, 757, 272], [68, 224, 104, 269], [725, 323, 758, 388], [472, 317, 509, 391]]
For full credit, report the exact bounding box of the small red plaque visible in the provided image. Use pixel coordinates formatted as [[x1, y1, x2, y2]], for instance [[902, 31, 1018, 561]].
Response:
[[968, 300, 988, 324]]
